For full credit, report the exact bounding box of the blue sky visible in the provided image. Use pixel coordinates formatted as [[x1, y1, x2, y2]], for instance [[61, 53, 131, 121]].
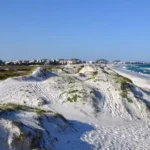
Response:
[[0, 0, 150, 61]]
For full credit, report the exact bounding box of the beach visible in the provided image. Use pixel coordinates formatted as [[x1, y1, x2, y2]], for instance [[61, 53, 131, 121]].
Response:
[[111, 65, 150, 90]]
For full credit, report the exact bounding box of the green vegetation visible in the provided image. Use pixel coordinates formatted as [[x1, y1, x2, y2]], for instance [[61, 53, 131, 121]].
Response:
[[100, 66, 104, 70], [120, 90, 133, 103], [0, 103, 32, 112], [99, 66, 109, 74], [60, 88, 82, 103], [102, 70, 109, 74], [0, 103, 53, 115], [115, 73, 132, 84], [127, 97, 133, 103], [87, 77, 94, 80], [68, 89, 80, 94], [111, 73, 133, 103], [67, 94, 81, 102], [35, 108, 47, 115], [121, 76, 132, 83], [117, 75, 133, 103], [0, 65, 64, 80], [86, 71, 99, 81], [92, 71, 98, 76], [0, 66, 37, 80], [94, 78, 106, 82], [66, 89, 82, 102]]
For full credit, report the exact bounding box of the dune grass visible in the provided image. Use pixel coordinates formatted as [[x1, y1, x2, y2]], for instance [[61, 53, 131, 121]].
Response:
[[67, 94, 82, 102], [0, 66, 37, 80], [115, 73, 132, 84], [0, 103, 53, 115], [92, 71, 98, 76], [117, 76, 133, 103], [68, 89, 80, 94], [111, 73, 133, 102]]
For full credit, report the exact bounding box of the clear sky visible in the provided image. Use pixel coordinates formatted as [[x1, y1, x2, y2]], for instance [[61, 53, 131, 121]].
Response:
[[0, 0, 150, 61]]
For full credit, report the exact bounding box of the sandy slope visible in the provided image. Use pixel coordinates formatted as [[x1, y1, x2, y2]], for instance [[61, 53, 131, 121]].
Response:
[[0, 65, 150, 150], [112, 66, 150, 89]]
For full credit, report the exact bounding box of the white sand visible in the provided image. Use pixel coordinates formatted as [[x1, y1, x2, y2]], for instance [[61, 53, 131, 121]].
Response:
[[112, 67, 150, 90], [0, 65, 150, 150]]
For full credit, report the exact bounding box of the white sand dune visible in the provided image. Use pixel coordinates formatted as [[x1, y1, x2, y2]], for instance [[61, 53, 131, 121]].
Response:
[[0, 64, 150, 150]]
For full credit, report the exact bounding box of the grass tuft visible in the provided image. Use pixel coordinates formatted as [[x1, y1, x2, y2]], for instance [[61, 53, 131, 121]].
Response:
[[67, 94, 81, 102], [92, 71, 98, 76], [68, 90, 79, 94]]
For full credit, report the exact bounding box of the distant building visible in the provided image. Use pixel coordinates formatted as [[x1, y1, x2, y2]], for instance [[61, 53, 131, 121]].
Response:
[[87, 61, 94, 64], [59, 59, 68, 65], [68, 59, 82, 64], [96, 59, 109, 64], [29, 60, 37, 65]]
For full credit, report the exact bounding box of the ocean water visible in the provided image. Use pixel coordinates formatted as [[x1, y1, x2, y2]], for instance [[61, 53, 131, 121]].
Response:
[[117, 64, 150, 77]]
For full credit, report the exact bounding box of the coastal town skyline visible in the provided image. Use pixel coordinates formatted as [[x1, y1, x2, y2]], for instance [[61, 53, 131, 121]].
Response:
[[1, 58, 150, 66]]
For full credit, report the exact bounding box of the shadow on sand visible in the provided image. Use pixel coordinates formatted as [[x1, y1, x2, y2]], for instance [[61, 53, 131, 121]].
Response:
[[131, 85, 150, 109], [0, 110, 96, 150], [50, 119, 96, 150]]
